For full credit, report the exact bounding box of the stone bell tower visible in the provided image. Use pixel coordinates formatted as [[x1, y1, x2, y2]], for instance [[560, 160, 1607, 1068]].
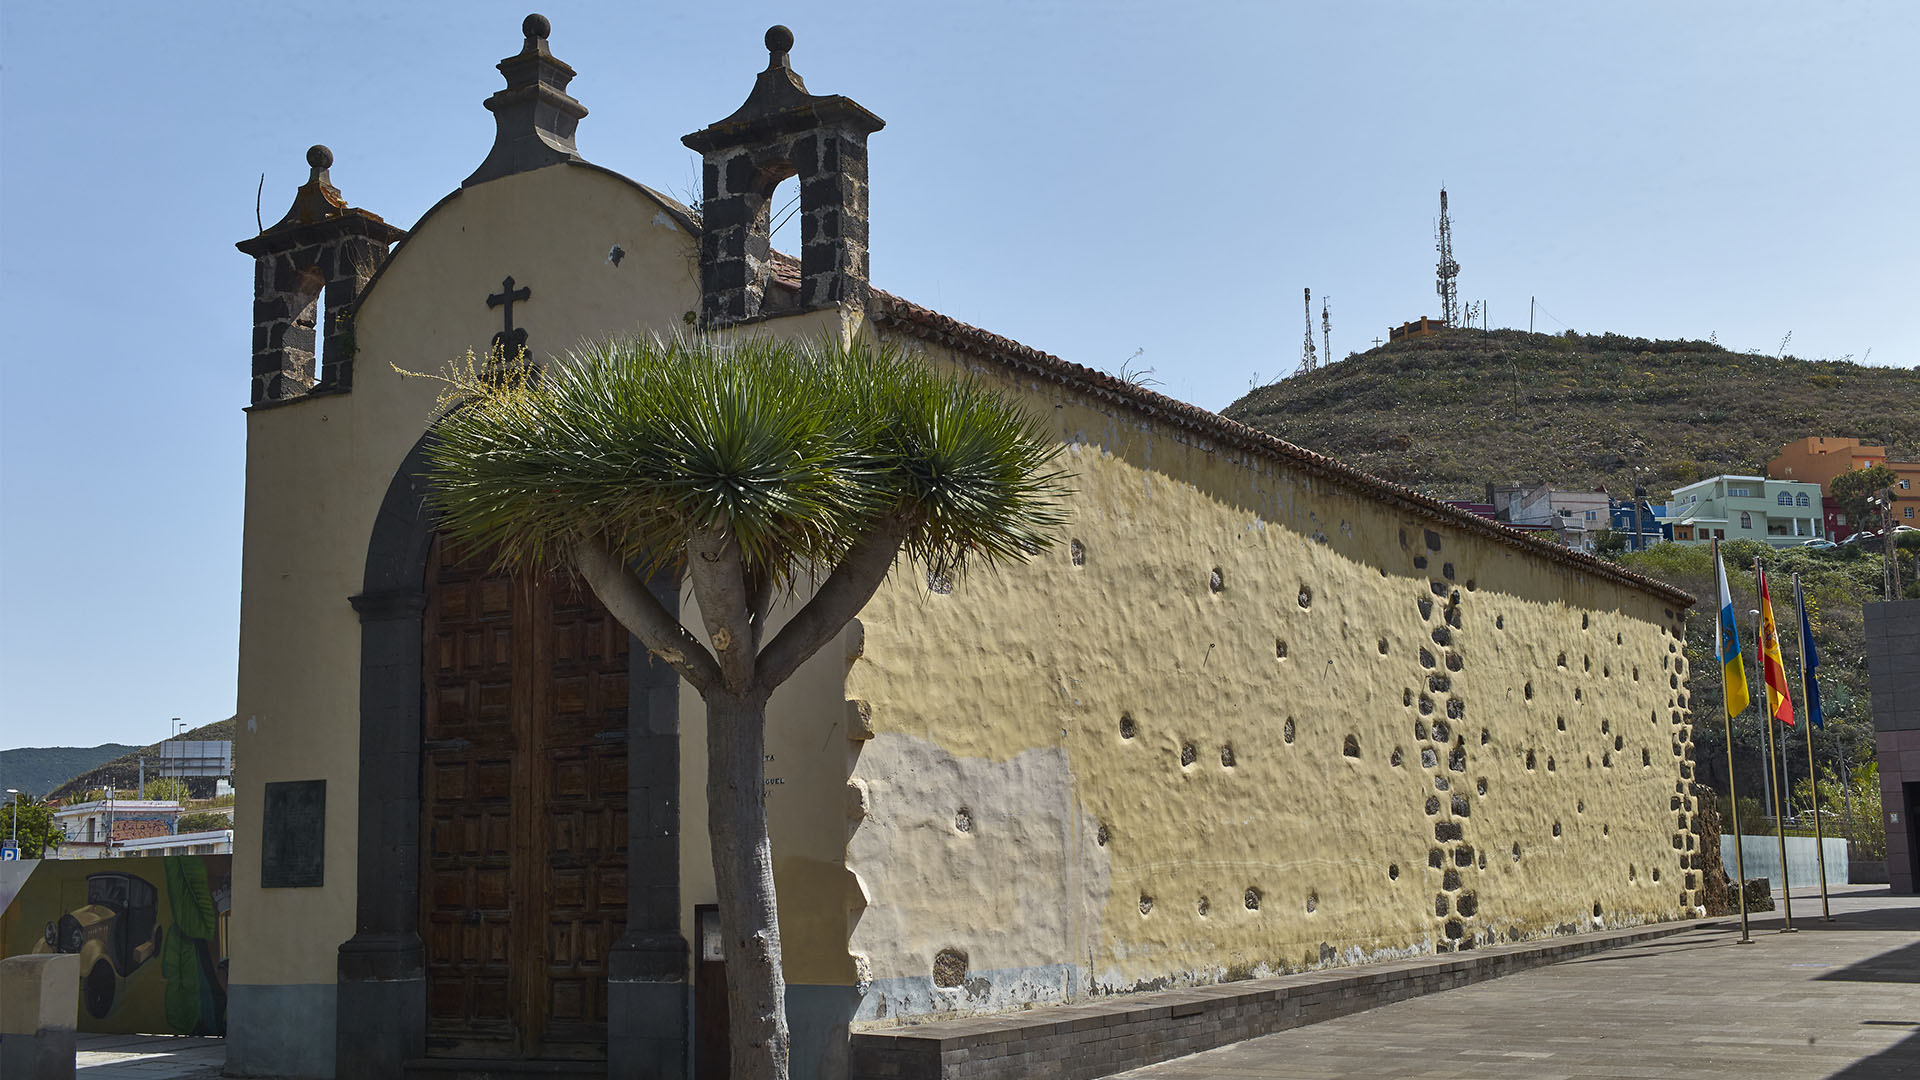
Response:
[[682, 26, 885, 324], [236, 146, 405, 404]]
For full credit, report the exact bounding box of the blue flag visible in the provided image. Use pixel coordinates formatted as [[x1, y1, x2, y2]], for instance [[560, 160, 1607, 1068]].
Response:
[[1797, 581, 1823, 729]]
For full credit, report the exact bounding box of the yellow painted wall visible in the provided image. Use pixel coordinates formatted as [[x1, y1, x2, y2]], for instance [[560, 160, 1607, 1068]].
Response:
[[842, 332, 1698, 1023]]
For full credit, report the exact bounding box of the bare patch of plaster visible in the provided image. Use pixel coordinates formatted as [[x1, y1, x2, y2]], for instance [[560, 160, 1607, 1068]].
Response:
[[847, 733, 1110, 1024]]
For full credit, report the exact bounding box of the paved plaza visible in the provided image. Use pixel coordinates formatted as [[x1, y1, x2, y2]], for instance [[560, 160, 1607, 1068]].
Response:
[[73, 1033, 224, 1078], [62, 886, 1917, 1079], [1118, 885, 1919, 1080]]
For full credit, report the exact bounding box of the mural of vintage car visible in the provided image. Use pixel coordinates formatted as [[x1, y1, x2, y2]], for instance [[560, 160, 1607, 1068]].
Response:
[[42, 871, 165, 1018]]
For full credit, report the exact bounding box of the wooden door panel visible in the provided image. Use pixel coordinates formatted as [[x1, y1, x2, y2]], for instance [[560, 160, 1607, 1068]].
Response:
[[423, 541, 522, 1053], [422, 538, 628, 1061]]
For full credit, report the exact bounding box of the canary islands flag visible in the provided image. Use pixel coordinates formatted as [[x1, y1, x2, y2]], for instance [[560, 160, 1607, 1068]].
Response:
[[1715, 543, 1750, 718], [1758, 566, 1795, 726], [1797, 579, 1824, 729]]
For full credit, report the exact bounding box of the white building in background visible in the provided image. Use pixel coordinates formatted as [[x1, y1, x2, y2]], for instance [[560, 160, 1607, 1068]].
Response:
[[1492, 483, 1615, 551], [48, 799, 182, 859], [1659, 475, 1827, 546]]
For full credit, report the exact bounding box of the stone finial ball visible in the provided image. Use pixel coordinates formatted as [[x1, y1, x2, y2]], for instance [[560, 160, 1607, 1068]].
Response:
[[765, 25, 794, 54], [307, 145, 334, 170], [524, 13, 551, 39]]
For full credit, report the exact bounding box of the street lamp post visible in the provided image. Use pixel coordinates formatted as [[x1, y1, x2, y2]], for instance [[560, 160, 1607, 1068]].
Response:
[[6, 789, 18, 846], [1866, 490, 1903, 600]]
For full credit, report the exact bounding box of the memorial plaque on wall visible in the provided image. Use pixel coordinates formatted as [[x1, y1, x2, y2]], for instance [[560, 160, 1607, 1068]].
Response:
[[262, 779, 326, 888]]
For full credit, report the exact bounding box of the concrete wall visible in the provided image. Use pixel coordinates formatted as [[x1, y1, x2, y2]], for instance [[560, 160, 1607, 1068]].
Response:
[[842, 328, 1702, 1028], [1720, 834, 1850, 890]]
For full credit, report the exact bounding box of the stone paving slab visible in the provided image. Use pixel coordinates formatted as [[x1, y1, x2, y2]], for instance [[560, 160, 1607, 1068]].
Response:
[[1115, 885, 1920, 1079], [74, 1034, 225, 1078]]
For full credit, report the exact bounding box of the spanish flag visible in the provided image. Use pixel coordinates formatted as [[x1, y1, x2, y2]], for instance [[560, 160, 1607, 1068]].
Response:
[[1715, 542, 1750, 718], [1757, 565, 1795, 726]]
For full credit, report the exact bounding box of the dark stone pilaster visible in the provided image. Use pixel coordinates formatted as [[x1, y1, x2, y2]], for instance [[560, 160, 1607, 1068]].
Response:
[[695, 150, 781, 323], [336, 442, 434, 1079], [609, 570, 690, 1078], [336, 586, 428, 1079], [797, 131, 871, 311]]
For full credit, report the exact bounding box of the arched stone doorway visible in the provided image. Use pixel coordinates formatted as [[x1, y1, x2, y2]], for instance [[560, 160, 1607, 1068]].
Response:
[[337, 435, 690, 1077]]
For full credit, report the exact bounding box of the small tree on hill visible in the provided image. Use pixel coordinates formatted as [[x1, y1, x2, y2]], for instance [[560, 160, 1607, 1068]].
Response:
[[1829, 465, 1897, 530], [142, 776, 192, 803], [178, 811, 233, 833], [2, 795, 63, 858], [421, 334, 1069, 1079]]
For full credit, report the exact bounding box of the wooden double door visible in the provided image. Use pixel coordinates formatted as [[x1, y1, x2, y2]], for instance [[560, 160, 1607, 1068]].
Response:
[[420, 538, 631, 1060]]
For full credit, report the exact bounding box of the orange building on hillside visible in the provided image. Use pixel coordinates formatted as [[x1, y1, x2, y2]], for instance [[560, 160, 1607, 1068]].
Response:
[[1886, 461, 1920, 528], [1768, 436, 1920, 533], [1768, 436, 1887, 489]]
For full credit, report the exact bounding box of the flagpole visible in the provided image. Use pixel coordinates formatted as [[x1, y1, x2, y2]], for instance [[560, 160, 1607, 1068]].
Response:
[[1755, 558, 1795, 933], [1716, 539, 1753, 944], [1794, 572, 1832, 920]]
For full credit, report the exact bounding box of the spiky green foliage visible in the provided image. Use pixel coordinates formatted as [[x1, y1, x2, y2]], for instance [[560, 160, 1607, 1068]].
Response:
[[420, 334, 1070, 586]]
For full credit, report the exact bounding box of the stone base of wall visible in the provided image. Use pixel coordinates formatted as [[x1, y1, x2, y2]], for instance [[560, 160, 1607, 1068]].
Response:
[[848, 919, 1705, 1080]]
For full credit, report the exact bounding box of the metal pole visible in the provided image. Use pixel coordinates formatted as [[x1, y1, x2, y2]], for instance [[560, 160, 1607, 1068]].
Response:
[[1756, 649, 1773, 818], [1888, 502, 1904, 598], [1716, 540, 1753, 943], [1754, 618, 1773, 821], [1754, 561, 1795, 932], [1794, 573, 1832, 919]]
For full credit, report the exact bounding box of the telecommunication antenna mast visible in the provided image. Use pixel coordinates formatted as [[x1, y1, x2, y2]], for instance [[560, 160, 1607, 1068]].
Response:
[[1435, 187, 1460, 326], [1321, 295, 1332, 364], [1299, 287, 1318, 374]]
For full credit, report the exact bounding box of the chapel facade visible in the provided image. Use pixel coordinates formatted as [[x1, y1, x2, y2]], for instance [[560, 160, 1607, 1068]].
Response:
[[225, 17, 1702, 1079]]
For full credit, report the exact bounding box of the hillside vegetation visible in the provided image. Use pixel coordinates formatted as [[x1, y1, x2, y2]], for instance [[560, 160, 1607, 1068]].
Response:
[[1610, 540, 1904, 798], [0, 744, 137, 798], [1223, 329, 1920, 501], [48, 717, 236, 800]]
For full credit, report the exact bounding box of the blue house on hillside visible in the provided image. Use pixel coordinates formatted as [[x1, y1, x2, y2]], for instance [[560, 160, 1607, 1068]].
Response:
[[1609, 496, 1670, 550]]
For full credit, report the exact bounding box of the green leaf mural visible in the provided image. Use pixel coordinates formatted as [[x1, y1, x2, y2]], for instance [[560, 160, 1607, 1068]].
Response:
[[162, 920, 203, 1033], [162, 856, 221, 1034], [164, 857, 217, 940]]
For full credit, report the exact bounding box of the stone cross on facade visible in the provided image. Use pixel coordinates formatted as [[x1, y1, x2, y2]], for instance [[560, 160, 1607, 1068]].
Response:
[[487, 275, 531, 360]]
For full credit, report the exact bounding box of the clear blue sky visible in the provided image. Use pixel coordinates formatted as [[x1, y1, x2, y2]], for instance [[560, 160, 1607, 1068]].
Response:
[[2, 1, 1915, 752]]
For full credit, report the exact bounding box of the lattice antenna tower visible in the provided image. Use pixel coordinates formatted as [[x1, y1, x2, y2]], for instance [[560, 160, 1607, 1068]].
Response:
[[1298, 287, 1319, 374], [1435, 187, 1460, 326], [1321, 295, 1332, 364]]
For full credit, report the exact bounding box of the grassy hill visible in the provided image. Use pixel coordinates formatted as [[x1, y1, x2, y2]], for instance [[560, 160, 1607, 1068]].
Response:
[[47, 717, 236, 800], [0, 744, 138, 798], [1223, 329, 1920, 501]]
